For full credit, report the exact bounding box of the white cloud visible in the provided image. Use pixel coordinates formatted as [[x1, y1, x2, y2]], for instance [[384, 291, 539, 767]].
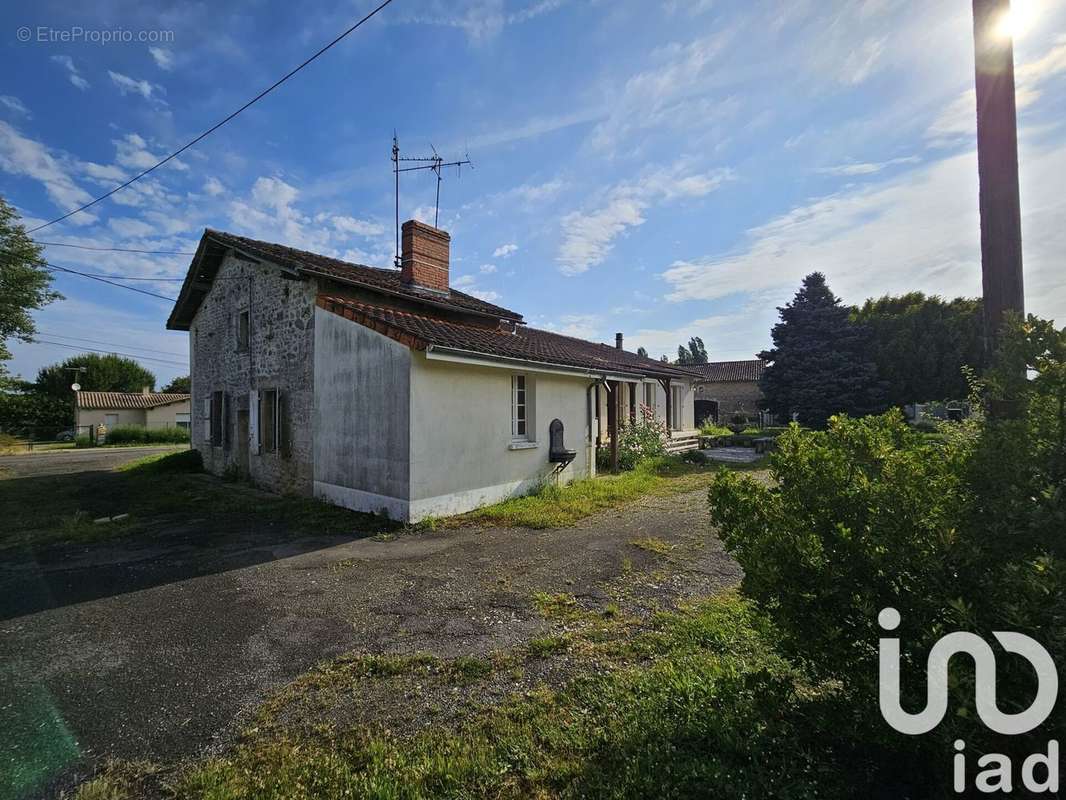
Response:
[[0, 96, 30, 118], [0, 121, 94, 219], [492, 243, 518, 258], [587, 30, 735, 154], [479, 263, 497, 274], [400, 0, 568, 43], [113, 133, 186, 171], [470, 289, 501, 302], [815, 155, 920, 176], [467, 107, 604, 150], [148, 46, 175, 71], [558, 163, 732, 275], [840, 36, 887, 85], [543, 313, 602, 340], [108, 217, 156, 238], [51, 55, 90, 90], [109, 71, 165, 103], [203, 176, 225, 197], [660, 142, 1066, 327], [79, 161, 127, 183], [327, 214, 385, 237], [453, 274, 477, 288]]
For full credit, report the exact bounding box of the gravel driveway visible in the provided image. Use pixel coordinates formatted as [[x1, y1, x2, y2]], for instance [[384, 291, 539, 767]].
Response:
[[0, 479, 739, 797]]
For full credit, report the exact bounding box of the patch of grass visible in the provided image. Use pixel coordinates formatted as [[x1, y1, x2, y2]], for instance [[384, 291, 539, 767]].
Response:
[[526, 634, 570, 658], [531, 591, 582, 621], [89, 594, 847, 800], [116, 449, 202, 474], [629, 536, 673, 555], [74, 760, 161, 800], [446, 656, 494, 685], [457, 457, 708, 529]]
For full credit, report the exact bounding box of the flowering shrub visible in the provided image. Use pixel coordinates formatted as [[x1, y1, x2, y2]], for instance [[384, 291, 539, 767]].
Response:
[[615, 404, 667, 470]]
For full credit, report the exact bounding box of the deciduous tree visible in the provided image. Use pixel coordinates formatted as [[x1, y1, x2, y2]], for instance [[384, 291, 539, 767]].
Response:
[[35, 353, 156, 399], [0, 197, 59, 378]]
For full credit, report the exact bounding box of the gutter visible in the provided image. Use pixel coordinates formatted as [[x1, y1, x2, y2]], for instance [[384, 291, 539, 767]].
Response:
[[424, 345, 646, 382]]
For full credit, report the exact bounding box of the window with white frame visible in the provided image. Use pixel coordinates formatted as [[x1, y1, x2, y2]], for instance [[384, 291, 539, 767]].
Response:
[[511, 375, 529, 440], [643, 382, 655, 413]]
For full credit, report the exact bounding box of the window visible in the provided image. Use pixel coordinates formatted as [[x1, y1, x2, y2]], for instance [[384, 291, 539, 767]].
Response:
[[670, 385, 685, 431], [237, 309, 249, 352], [259, 389, 279, 453], [643, 382, 655, 412], [175, 412, 190, 430], [511, 375, 528, 440], [210, 391, 223, 446], [104, 413, 119, 429]]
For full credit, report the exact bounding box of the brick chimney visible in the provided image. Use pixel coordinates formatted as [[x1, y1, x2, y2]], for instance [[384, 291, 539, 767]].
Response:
[[401, 219, 450, 292], [615, 332, 623, 350]]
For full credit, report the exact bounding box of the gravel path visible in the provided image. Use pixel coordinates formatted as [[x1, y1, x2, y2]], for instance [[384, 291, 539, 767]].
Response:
[[0, 483, 740, 796]]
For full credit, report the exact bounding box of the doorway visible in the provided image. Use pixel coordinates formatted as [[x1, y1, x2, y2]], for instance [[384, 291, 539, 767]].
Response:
[[695, 399, 719, 426]]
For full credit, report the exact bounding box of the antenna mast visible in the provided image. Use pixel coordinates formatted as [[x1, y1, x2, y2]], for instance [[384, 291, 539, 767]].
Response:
[[391, 134, 471, 267]]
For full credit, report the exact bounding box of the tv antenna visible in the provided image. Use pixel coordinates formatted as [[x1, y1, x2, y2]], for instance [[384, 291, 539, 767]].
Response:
[[391, 134, 471, 267]]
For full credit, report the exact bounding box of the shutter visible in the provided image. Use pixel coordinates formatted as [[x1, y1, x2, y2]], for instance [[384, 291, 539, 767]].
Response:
[[249, 389, 260, 455], [278, 391, 291, 459], [222, 393, 231, 450], [202, 397, 212, 443]]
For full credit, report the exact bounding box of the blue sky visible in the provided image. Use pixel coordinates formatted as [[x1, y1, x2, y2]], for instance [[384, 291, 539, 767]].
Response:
[[2, 0, 1065, 386]]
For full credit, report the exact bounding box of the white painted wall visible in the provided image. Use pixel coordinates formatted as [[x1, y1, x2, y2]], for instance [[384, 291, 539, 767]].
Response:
[[312, 307, 412, 519], [407, 352, 592, 521]]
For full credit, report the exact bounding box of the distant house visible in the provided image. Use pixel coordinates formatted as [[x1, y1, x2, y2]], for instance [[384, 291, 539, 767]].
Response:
[[165, 220, 696, 522], [76, 390, 191, 432], [686, 360, 766, 425]]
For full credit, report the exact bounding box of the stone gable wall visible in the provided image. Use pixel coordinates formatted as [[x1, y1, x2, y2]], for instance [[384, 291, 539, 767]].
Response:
[[189, 254, 316, 494]]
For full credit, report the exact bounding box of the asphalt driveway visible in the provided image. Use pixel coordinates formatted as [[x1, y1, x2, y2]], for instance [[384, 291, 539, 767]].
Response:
[[0, 469, 740, 798]]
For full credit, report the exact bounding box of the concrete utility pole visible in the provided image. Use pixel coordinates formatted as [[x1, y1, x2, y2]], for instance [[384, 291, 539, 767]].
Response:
[[971, 0, 1025, 355]]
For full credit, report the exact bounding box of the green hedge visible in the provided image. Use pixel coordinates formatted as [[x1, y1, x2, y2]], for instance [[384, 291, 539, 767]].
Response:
[[104, 425, 191, 445]]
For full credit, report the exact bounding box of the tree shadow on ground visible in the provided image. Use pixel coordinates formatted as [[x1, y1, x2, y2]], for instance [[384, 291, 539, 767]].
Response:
[[0, 463, 394, 620]]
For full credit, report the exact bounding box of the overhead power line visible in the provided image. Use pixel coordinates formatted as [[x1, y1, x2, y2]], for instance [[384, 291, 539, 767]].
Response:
[[38, 240, 196, 256], [27, 0, 399, 234], [35, 331, 187, 358], [50, 271, 185, 281], [0, 249, 177, 300], [28, 339, 188, 367], [42, 263, 177, 302]]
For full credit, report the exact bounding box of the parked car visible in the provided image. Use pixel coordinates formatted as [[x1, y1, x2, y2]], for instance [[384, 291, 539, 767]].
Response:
[[55, 429, 77, 442]]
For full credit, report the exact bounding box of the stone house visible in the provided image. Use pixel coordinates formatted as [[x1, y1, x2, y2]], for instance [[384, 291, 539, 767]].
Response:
[[166, 221, 696, 521], [75, 390, 191, 432], [686, 360, 766, 425]]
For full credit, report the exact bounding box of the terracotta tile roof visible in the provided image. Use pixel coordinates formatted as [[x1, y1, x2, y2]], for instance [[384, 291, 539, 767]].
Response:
[[166, 229, 524, 331], [687, 360, 766, 383], [76, 392, 191, 410], [317, 295, 692, 379]]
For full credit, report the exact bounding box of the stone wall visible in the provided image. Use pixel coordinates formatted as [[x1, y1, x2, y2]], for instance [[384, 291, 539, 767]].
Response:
[[694, 380, 763, 423], [189, 254, 317, 494]]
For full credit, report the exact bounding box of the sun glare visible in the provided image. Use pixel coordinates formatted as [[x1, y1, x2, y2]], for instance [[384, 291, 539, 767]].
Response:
[[995, 0, 1039, 39]]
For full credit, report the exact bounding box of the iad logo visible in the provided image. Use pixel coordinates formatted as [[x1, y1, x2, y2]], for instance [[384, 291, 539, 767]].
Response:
[[878, 608, 1060, 793]]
